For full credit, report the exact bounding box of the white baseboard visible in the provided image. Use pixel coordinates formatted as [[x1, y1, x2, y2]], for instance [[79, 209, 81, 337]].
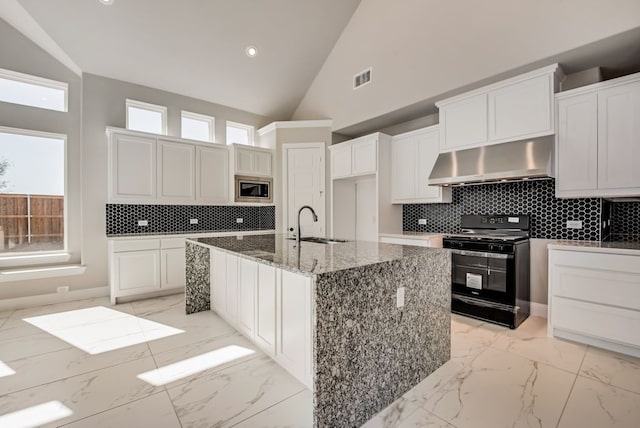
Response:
[[0, 286, 109, 311], [530, 302, 548, 319]]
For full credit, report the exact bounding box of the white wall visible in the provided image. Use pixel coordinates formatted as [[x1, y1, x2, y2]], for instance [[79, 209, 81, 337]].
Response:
[[0, 18, 273, 300], [293, 0, 640, 132]]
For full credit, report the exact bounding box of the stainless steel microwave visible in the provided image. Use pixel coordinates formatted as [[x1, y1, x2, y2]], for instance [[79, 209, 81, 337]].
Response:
[[234, 175, 273, 203]]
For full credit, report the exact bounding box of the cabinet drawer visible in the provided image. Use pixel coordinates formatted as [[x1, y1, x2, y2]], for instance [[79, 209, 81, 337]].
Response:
[[552, 297, 640, 348], [111, 239, 160, 252], [551, 250, 640, 274], [161, 237, 185, 249]]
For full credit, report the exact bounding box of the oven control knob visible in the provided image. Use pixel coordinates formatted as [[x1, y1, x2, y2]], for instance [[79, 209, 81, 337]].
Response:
[[489, 244, 496, 251], [498, 245, 504, 251]]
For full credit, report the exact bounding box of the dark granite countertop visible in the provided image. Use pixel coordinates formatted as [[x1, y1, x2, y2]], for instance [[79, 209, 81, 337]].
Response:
[[187, 233, 448, 277]]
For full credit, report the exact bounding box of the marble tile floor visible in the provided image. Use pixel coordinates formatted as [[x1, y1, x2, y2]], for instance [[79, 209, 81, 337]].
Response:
[[0, 294, 638, 427]]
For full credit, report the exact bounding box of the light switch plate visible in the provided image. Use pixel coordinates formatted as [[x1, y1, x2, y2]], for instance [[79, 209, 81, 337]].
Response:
[[137, 220, 149, 227], [418, 219, 427, 225], [566, 220, 583, 229], [236, 218, 243, 223], [190, 219, 198, 225]]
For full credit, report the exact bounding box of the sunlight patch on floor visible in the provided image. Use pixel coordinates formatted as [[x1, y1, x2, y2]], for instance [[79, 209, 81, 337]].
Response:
[[23, 306, 184, 354], [0, 401, 73, 427], [0, 360, 15, 378], [137, 345, 256, 386]]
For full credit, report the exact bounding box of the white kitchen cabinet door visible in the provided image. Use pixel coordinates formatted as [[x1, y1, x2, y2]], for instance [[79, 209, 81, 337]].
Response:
[[555, 92, 599, 196], [330, 144, 352, 178], [255, 263, 277, 355], [210, 249, 227, 316], [237, 258, 257, 338], [157, 140, 195, 202], [225, 254, 239, 325], [234, 146, 273, 177], [488, 74, 553, 142], [277, 269, 312, 388], [597, 81, 640, 192], [160, 248, 186, 290], [415, 128, 446, 200], [254, 150, 273, 176], [196, 145, 229, 203], [439, 93, 488, 152], [391, 135, 416, 201], [351, 138, 377, 176], [110, 133, 156, 202], [112, 250, 160, 293]]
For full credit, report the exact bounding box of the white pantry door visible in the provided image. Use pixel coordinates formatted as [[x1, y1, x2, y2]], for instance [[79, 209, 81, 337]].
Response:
[[284, 144, 325, 238]]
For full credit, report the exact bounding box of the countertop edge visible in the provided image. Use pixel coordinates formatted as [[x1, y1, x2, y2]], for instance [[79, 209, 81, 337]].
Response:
[[547, 241, 640, 256], [379, 232, 444, 240], [107, 229, 275, 240]]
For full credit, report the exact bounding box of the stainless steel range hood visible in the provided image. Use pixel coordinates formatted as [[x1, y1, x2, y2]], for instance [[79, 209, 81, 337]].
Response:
[[428, 136, 554, 186]]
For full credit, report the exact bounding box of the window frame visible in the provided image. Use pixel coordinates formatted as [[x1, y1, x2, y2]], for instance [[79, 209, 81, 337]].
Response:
[[125, 99, 168, 135], [226, 121, 255, 146], [0, 67, 69, 112], [180, 110, 215, 143], [0, 125, 70, 267]]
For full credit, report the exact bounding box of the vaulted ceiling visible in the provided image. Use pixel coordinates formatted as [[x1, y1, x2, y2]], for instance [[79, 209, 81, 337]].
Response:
[[13, 0, 361, 120]]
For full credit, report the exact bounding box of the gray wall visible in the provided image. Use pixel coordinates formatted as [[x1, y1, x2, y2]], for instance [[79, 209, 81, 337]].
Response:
[[0, 19, 82, 299], [292, 0, 640, 132], [0, 18, 274, 300]]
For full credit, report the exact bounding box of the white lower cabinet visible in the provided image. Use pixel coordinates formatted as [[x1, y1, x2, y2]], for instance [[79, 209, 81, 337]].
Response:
[[548, 248, 640, 357], [209, 251, 312, 388], [237, 258, 257, 338], [109, 238, 185, 304]]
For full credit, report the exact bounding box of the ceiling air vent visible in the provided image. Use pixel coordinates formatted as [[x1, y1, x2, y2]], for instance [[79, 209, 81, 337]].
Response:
[[353, 67, 372, 89]]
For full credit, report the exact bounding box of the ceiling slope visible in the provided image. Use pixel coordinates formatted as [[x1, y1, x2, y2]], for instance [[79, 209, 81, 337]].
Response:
[[292, 0, 640, 135], [16, 0, 361, 119]]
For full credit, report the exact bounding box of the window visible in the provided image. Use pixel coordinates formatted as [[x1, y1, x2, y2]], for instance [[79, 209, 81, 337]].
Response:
[[126, 99, 167, 135], [181, 111, 215, 142], [0, 127, 66, 256], [226, 121, 254, 146], [0, 68, 68, 112]]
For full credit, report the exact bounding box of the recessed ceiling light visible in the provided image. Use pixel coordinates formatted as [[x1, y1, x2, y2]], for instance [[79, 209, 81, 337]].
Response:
[[245, 46, 258, 58], [99, 0, 114, 5]]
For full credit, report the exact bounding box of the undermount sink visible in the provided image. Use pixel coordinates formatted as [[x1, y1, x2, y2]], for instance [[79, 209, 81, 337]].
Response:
[[288, 237, 349, 244]]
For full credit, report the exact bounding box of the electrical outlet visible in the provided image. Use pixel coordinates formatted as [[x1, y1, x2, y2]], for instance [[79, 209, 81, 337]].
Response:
[[190, 219, 198, 225], [566, 220, 583, 229], [137, 220, 149, 227], [57, 286, 69, 293], [418, 219, 427, 225], [236, 218, 243, 224], [396, 287, 405, 308]]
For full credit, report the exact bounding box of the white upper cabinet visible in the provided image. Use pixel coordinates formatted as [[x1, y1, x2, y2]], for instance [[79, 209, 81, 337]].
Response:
[[597, 81, 640, 191], [109, 133, 157, 202], [329, 133, 379, 179], [196, 146, 229, 203], [107, 128, 230, 204], [555, 73, 640, 198], [233, 145, 273, 177], [439, 93, 488, 151], [488, 74, 553, 142], [391, 126, 451, 204], [157, 140, 195, 203], [437, 64, 560, 152], [556, 93, 598, 195]]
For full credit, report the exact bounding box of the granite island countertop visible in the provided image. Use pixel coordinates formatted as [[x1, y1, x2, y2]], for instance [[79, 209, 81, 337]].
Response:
[[187, 233, 447, 277]]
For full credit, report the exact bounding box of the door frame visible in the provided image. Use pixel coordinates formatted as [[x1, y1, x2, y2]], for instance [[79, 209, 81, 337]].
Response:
[[281, 142, 326, 237]]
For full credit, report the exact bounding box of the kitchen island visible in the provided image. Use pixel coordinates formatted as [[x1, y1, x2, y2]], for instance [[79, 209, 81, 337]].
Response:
[[185, 233, 451, 427]]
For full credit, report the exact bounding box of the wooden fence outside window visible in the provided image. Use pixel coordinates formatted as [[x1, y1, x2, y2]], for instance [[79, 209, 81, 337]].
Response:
[[0, 193, 64, 251]]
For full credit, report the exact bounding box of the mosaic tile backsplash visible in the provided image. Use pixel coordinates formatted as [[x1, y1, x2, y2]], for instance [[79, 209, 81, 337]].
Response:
[[403, 179, 603, 240], [610, 201, 640, 241], [106, 204, 275, 235]]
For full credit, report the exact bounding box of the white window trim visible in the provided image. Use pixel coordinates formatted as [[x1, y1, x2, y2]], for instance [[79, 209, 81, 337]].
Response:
[[0, 67, 69, 112], [226, 120, 255, 146], [181, 110, 215, 143], [0, 125, 70, 267], [125, 99, 168, 135]]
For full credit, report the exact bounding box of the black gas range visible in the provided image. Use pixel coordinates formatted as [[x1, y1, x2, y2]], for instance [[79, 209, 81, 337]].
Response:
[[443, 215, 530, 329]]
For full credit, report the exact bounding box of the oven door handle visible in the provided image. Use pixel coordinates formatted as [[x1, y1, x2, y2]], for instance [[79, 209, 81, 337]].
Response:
[[449, 249, 511, 259]]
